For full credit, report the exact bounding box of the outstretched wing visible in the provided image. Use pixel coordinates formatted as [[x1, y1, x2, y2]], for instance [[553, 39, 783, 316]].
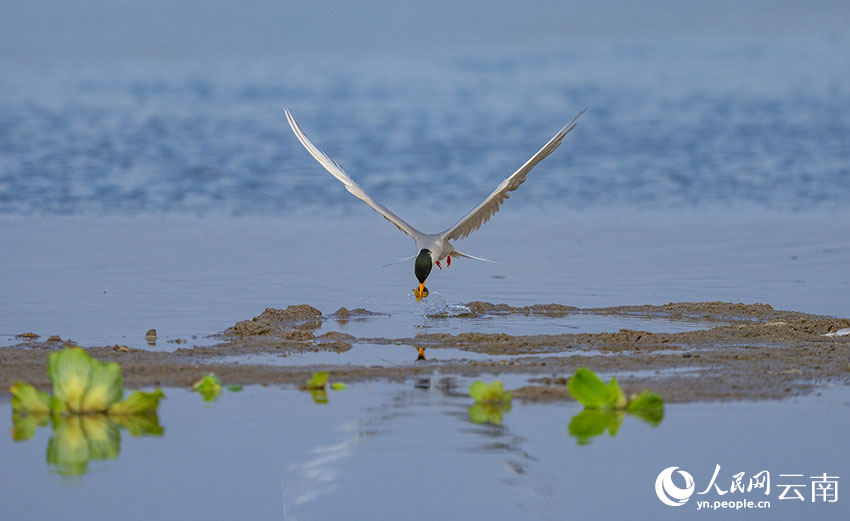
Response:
[[441, 110, 584, 241], [285, 109, 423, 240]]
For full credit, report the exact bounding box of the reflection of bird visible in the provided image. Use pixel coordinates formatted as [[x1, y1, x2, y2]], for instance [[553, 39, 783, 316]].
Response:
[[285, 109, 584, 300]]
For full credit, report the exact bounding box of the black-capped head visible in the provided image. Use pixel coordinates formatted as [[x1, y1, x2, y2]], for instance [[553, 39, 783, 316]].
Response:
[[414, 249, 432, 283]]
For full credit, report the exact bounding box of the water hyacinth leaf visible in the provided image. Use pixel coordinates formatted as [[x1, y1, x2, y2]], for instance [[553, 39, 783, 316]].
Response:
[[192, 373, 221, 389], [567, 368, 610, 408], [82, 361, 124, 413], [331, 382, 348, 391], [9, 382, 52, 414], [307, 372, 329, 390], [606, 377, 627, 409], [468, 380, 511, 405], [108, 389, 164, 416], [627, 391, 665, 426], [192, 374, 222, 401], [226, 385, 243, 392], [468, 381, 490, 402], [47, 347, 95, 413]]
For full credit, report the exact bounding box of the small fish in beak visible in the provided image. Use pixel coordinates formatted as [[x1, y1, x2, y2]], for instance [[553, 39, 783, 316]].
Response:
[[413, 284, 429, 301]]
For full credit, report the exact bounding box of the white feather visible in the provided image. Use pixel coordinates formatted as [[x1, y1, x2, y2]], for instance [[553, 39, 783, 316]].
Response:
[[285, 108, 582, 269]]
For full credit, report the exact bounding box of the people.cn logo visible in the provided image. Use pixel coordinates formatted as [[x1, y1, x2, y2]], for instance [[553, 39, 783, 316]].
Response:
[[656, 467, 696, 506]]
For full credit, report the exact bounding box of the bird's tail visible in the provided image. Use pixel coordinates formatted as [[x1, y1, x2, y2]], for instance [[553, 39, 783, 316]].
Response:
[[450, 250, 500, 263], [381, 254, 417, 268]]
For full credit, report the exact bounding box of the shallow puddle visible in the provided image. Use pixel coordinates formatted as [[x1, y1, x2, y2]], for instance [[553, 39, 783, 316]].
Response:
[[318, 307, 725, 339], [2, 381, 846, 520]]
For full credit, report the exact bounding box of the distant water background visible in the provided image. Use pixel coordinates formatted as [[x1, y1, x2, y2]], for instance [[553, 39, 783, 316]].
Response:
[[1, 1, 848, 219]]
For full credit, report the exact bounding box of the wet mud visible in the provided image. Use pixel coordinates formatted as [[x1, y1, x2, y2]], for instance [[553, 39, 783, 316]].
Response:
[[3, 302, 848, 403]]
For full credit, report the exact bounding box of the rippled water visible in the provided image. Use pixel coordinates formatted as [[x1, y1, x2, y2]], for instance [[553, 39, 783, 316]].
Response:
[[2, 383, 848, 520], [1, 34, 848, 217]]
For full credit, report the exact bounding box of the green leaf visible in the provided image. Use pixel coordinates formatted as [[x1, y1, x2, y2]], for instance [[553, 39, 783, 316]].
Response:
[[468, 381, 512, 425], [9, 382, 52, 415], [226, 384, 243, 392], [82, 360, 124, 412], [331, 382, 348, 391], [468, 381, 512, 405], [47, 347, 95, 413], [108, 389, 164, 416], [192, 374, 222, 401], [468, 381, 489, 402], [567, 368, 610, 408], [607, 377, 627, 409], [306, 372, 329, 390], [627, 391, 665, 426], [568, 409, 625, 444]]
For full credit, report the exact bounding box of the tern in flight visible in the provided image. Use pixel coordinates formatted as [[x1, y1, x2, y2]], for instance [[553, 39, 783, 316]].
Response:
[[285, 108, 583, 300]]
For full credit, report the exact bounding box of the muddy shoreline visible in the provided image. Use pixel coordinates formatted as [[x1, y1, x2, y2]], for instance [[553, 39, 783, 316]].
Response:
[[3, 302, 849, 403]]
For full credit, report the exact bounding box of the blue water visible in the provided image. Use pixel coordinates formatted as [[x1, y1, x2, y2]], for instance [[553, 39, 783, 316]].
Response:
[[2, 383, 848, 520], [1, 5, 848, 218]]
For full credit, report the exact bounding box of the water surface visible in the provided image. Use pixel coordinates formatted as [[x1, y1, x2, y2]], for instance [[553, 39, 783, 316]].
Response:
[[1, 382, 847, 520]]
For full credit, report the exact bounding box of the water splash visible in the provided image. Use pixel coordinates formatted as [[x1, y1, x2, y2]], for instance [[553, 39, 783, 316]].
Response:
[[421, 292, 472, 318]]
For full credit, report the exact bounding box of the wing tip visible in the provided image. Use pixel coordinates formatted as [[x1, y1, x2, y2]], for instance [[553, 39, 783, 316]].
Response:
[[557, 108, 587, 137], [284, 107, 299, 131]]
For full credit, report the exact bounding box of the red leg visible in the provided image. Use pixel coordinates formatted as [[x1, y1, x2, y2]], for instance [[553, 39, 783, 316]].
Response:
[[447, 256, 451, 267], [436, 261, 442, 269]]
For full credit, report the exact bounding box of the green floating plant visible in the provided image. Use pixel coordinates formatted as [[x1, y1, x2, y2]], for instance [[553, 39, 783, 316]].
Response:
[[9, 347, 164, 476], [567, 367, 626, 410], [469, 380, 512, 404], [468, 380, 513, 425], [10, 347, 163, 416], [226, 384, 244, 392], [306, 372, 329, 390], [192, 374, 222, 401], [302, 372, 347, 403], [566, 367, 665, 444]]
